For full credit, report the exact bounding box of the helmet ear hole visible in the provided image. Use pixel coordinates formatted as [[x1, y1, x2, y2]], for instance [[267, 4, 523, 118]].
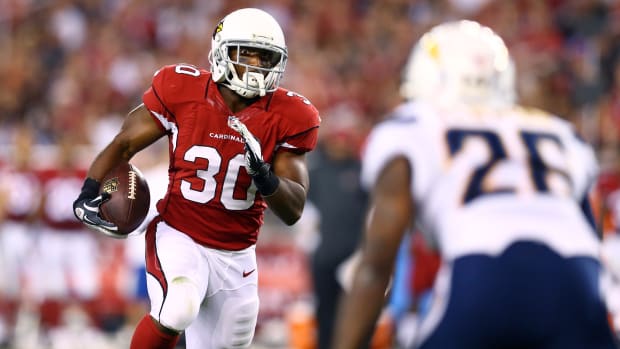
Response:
[[209, 50, 227, 83]]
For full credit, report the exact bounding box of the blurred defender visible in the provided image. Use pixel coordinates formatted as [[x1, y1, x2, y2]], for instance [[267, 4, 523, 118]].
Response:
[[331, 20, 618, 349], [72, 8, 320, 349]]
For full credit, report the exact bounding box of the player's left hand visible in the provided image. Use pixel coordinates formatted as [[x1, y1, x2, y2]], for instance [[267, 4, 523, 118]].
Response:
[[227, 116, 270, 177], [228, 116, 280, 196]]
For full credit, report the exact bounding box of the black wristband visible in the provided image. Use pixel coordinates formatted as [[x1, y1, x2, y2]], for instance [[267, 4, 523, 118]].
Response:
[[77, 177, 101, 201], [253, 169, 280, 197]]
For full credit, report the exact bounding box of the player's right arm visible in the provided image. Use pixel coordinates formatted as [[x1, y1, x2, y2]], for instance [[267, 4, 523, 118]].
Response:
[[91, 63, 197, 182], [73, 104, 166, 237], [86, 104, 165, 182], [331, 156, 414, 349]]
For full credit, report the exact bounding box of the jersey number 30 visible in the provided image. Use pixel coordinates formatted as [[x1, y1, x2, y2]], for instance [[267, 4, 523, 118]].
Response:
[[181, 145, 256, 210]]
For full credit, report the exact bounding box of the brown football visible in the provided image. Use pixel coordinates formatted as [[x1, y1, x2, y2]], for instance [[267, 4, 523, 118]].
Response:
[[98, 162, 150, 236]]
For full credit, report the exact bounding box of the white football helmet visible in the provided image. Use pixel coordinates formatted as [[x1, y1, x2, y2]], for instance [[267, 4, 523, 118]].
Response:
[[209, 8, 288, 98], [400, 20, 515, 107]]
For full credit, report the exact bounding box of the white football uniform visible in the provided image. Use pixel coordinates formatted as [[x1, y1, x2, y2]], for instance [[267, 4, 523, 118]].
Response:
[[362, 101, 599, 261], [362, 101, 616, 349]]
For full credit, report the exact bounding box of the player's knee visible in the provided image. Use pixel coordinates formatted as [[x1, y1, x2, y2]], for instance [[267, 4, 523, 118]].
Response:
[[158, 277, 202, 331], [215, 297, 259, 349]]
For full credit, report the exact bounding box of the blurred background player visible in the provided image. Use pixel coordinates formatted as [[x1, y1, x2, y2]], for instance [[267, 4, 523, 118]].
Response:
[[331, 20, 618, 349], [36, 135, 100, 334], [0, 125, 42, 346], [72, 7, 320, 349], [306, 103, 370, 349]]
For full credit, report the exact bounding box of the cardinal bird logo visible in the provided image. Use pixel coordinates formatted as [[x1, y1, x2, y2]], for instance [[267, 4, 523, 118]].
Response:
[[213, 20, 224, 39]]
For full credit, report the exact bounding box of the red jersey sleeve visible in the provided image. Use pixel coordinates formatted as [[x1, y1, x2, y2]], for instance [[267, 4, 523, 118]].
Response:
[[142, 64, 211, 132], [272, 89, 321, 154]]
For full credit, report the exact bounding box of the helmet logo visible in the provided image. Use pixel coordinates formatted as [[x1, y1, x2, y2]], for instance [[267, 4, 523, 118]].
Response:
[[213, 20, 224, 39], [423, 38, 440, 61]]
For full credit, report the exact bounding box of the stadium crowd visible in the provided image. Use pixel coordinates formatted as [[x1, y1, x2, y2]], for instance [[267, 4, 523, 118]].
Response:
[[0, 0, 620, 348]]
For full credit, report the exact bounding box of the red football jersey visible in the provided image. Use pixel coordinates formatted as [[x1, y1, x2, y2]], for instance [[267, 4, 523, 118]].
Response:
[[39, 167, 88, 230], [142, 64, 320, 250], [0, 166, 41, 222]]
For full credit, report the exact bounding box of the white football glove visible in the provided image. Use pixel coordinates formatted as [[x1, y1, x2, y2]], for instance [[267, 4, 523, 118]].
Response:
[[228, 116, 267, 176], [228, 116, 280, 196]]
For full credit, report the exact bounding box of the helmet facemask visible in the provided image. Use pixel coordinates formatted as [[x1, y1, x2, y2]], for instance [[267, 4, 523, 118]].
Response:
[[210, 41, 287, 98]]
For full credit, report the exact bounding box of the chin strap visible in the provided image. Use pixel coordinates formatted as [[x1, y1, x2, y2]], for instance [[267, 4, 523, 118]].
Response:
[[226, 70, 267, 98], [245, 72, 267, 97]]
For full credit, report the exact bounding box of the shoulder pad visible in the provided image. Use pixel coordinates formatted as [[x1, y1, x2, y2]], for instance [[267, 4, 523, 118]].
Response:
[[151, 64, 211, 106], [270, 88, 321, 129]]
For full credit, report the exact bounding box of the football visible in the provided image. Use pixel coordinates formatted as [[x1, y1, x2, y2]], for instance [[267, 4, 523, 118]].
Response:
[[99, 162, 150, 236]]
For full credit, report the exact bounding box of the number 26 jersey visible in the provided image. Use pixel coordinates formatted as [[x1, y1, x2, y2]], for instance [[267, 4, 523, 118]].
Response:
[[362, 101, 600, 261]]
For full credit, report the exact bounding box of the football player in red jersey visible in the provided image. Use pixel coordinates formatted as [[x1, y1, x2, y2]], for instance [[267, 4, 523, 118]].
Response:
[[0, 126, 42, 345], [73, 8, 321, 349], [37, 135, 100, 330]]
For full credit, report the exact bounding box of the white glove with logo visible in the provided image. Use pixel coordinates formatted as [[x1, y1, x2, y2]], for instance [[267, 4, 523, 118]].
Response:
[[228, 116, 279, 195]]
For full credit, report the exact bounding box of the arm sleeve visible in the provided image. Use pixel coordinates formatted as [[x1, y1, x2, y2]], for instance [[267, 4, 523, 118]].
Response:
[[278, 126, 320, 154], [276, 98, 321, 154], [142, 66, 175, 132]]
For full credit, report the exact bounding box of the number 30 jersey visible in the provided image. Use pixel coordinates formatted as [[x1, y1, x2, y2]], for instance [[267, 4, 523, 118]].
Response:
[[362, 101, 600, 260], [142, 64, 320, 250]]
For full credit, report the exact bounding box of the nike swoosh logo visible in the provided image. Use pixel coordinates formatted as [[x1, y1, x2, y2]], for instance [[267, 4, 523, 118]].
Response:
[[83, 203, 99, 212], [75, 208, 85, 219], [242, 269, 256, 278]]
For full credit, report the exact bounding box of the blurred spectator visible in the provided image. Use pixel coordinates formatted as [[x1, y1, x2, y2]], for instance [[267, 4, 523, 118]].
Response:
[[0, 0, 618, 147], [0, 125, 42, 346], [35, 136, 99, 334], [599, 63, 620, 147]]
